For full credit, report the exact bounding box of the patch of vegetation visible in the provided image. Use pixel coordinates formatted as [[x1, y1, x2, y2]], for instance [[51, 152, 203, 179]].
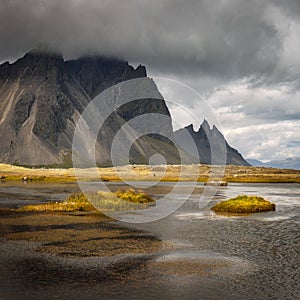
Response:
[[19, 189, 155, 212], [91, 189, 155, 211], [19, 192, 95, 212], [116, 188, 155, 203], [22, 176, 77, 183], [1, 163, 300, 183], [225, 175, 300, 183], [211, 195, 275, 214]]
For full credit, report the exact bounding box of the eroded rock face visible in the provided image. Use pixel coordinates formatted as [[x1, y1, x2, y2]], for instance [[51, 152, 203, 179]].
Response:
[[0, 49, 248, 166], [173, 120, 250, 166], [0, 50, 177, 166]]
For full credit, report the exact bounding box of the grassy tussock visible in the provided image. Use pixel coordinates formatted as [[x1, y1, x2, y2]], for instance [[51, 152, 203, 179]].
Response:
[[19, 189, 155, 212], [211, 195, 275, 214], [19, 192, 95, 212], [91, 189, 155, 211], [115, 189, 155, 203]]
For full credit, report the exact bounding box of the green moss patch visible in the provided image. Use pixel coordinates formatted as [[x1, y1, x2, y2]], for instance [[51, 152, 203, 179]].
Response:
[[211, 195, 275, 214]]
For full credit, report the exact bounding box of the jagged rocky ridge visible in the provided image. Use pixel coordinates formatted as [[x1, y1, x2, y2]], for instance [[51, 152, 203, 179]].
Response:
[[0, 50, 249, 166], [174, 121, 250, 166]]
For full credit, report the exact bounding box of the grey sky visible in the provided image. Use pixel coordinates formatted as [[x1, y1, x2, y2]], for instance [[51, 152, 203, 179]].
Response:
[[0, 0, 299, 161]]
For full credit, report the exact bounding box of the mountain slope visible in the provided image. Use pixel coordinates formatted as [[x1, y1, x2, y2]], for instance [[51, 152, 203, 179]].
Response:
[[174, 120, 250, 166], [0, 50, 248, 167], [0, 50, 178, 166]]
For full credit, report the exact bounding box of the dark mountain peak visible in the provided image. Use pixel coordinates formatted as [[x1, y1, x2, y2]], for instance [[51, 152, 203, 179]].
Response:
[[27, 46, 63, 59], [202, 118, 209, 125], [18, 48, 64, 69], [211, 124, 223, 136], [134, 64, 147, 77], [174, 120, 250, 166], [0, 49, 65, 84], [200, 119, 211, 133], [185, 123, 195, 133], [183, 120, 213, 135], [0, 61, 10, 68], [65, 55, 147, 98]]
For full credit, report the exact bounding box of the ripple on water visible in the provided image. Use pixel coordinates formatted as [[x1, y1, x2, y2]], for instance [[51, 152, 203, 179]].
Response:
[[152, 250, 257, 278], [175, 211, 215, 220]]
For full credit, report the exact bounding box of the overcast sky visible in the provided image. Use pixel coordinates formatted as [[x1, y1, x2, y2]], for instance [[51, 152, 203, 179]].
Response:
[[1, 0, 299, 161]]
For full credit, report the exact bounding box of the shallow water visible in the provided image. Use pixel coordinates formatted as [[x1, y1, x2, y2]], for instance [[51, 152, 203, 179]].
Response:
[[0, 181, 80, 208], [0, 182, 299, 299]]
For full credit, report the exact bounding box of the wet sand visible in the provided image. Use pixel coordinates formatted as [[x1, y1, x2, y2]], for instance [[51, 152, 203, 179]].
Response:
[[0, 211, 163, 257], [0, 210, 236, 300], [0, 210, 163, 300]]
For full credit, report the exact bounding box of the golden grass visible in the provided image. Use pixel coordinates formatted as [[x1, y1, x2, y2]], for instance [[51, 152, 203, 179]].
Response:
[[90, 189, 155, 211], [0, 163, 299, 183], [115, 188, 155, 203], [19, 192, 95, 212], [225, 174, 300, 183], [19, 189, 155, 212], [211, 195, 276, 214]]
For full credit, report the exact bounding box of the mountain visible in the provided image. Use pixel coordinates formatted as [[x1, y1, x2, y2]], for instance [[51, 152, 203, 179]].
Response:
[[174, 121, 250, 166], [0, 49, 248, 166], [0, 49, 180, 166], [247, 158, 300, 170]]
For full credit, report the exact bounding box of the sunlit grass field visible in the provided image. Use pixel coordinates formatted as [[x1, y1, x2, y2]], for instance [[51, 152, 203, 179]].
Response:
[[0, 163, 299, 183]]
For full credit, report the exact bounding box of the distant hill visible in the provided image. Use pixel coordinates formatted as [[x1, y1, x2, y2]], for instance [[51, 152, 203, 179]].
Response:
[[247, 158, 300, 170], [246, 159, 266, 167]]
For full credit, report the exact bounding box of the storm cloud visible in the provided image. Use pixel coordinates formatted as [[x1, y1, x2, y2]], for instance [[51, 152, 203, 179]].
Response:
[[0, 0, 299, 161], [0, 0, 287, 81]]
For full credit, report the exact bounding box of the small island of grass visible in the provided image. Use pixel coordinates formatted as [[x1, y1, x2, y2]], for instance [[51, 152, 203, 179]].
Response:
[[19, 188, 155, 212], [211, 195, 275, 214]]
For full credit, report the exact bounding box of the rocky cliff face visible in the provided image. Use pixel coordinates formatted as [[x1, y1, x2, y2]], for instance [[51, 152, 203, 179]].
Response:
[[0, 49, 177, 166], [174, 120, 250, 166], [0, 49, 248, 166]]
